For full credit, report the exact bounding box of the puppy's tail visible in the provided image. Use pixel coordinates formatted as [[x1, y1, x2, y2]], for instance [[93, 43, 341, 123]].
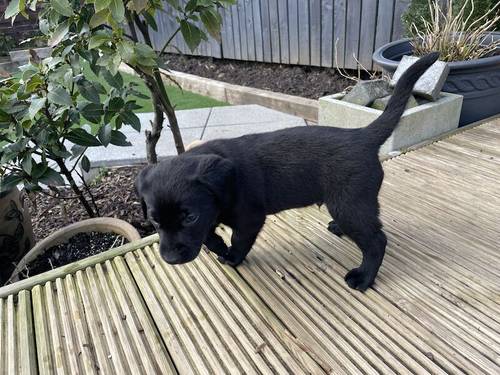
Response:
[[365, 52, 440, 145]]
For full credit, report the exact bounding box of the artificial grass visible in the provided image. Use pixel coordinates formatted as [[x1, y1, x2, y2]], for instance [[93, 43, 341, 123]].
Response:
[[88, 65, 228, 112]]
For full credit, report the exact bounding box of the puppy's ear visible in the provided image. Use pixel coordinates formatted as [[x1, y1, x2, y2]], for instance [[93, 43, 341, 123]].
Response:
[[195, 155, 235, 202], [135, 165, 153, 219]]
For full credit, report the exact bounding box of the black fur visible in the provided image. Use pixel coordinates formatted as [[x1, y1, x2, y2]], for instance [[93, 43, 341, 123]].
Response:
[[135, 52, 439, 291]]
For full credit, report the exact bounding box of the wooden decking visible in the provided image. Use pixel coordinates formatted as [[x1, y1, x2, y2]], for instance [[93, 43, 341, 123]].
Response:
[[1, 119, 499, 374]]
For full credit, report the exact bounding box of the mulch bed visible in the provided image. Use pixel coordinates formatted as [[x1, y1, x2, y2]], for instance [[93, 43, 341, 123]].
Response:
[[27, 166, 155, 243], [162, 53, 366, 99], [20, 232, 128, 279]]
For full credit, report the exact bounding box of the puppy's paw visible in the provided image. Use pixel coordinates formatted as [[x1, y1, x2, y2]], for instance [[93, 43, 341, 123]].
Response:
[[344, 268, 374, 292], [328, 221, 344, 237], [217, 248, 244, 267]]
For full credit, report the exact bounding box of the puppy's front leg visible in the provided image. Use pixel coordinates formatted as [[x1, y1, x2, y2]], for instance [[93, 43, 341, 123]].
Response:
[[204, 230, 230, 258], [218, 219, 264, 267]]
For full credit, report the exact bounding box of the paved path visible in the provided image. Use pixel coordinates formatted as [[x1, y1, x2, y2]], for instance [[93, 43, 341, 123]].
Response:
[[85, 105, 307, 168]]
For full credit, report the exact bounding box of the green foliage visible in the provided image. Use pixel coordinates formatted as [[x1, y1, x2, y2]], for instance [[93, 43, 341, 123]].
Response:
[[0, 54, 141, 194], [402, 0, 500, 36], [2, 0, 235, 212]]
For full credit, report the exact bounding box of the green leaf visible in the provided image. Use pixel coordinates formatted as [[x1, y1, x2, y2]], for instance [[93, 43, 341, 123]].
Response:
[[77, 80, 100, 104], [66, 128, 102, 146], [94, 0, 111, 12], [109, 0, 125, 23], [4, 0, 23, 20], [21, 154, 32, 174], [31, 162, 47, 179], [107, 97, 124, 113], [48, 87, 73, 107], [143, 11, 158, 31], [88, 33, 112, 49], [28, 97, 46, 120], [98, 123, 112, 146], [133, 43, 157, 67], [109, 130, 131, 146], [81, 155, 91, 172], [25, 75, 44, 93], [50, 0, 74, 17], [119, 111, 141, 132], [200, 8, 222, 41], [0, 174, 23, 193], [49, 20, 70, 46], [89, 9, 109, 29], [117, 41, 135, 64], [101, 70, 123, 89], [180, 20, 204, 51], [39, 167, 65, 186], [80, 102, 104, 123]]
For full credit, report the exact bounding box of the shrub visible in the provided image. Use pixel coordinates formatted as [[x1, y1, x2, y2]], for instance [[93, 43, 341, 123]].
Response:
[[402, 0, 500, 35], [0, 50, 142, 217], [406, 0, 500, 61]]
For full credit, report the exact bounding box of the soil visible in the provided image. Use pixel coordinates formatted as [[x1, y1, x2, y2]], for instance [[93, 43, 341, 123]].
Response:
[[27, 166, 155, 242], [161, 53, 367, 99], [21, 232, 127, 279]]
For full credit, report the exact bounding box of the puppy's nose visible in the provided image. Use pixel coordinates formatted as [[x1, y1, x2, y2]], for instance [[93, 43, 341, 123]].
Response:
[[175, 244, 187, 253]]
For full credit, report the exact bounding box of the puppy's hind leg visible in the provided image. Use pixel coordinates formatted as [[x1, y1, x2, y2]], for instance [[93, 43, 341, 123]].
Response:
[[327, 199, 386, 291]]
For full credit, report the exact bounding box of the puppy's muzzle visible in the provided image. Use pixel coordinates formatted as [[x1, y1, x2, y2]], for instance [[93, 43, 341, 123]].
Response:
[[160, 244, 199, 265]]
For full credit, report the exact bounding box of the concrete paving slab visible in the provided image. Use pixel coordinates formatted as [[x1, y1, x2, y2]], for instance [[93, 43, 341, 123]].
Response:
[[202, 120, 305, 141], [206, 105, 302, 126], [85, 127, 203, 168], [121, 109, 211, 134], [83, 105, 306, 172]]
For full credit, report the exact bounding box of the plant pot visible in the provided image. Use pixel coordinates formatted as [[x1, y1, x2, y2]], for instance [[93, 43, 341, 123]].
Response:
[[0, 188, 35, 284], [8, 217, 141, 283], [372, 36, 500, 126], [318, 92, 463, 155]]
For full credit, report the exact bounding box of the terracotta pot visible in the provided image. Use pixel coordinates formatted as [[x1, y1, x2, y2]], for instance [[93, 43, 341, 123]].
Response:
[[9, 217, 141, 283], [0, 188, 34, 284]]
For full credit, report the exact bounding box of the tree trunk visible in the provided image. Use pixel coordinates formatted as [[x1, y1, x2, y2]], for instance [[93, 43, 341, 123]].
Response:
[[129, 13, 186, 161], [145, 91, 164, 164], [56, 160, 96, 218]]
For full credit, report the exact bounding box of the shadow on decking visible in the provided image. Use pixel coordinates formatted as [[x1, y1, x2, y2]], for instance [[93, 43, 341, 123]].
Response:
[[1, 119, 499, 374]]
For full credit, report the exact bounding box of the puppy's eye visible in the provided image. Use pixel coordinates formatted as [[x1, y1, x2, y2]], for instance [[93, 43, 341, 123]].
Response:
[[184, 213, 199, 225]]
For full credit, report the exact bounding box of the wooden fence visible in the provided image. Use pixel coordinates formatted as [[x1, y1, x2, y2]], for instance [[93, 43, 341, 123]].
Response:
[[150, 0, 412, 70]]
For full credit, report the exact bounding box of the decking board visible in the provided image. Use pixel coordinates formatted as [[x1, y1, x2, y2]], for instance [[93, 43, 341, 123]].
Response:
[[0, 118, 499, 374]]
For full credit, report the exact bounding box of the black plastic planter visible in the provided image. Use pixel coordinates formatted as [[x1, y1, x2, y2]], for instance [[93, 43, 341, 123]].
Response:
[[373, 36, 500, 126]]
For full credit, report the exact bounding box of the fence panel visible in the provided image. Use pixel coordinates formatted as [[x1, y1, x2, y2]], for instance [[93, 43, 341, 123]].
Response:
[[149, 0, 411, 70]]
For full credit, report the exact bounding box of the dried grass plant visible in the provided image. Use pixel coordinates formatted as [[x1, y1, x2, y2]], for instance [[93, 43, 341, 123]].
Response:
[[409, 0, 500, 61]]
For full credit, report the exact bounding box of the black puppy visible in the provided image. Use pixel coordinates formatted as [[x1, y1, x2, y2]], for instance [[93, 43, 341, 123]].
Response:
[[136, 53, 439, 291]]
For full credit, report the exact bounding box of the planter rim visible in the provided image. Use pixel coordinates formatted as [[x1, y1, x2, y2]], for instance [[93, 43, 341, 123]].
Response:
[[373, 37, 500, 70], [9, 217, 141, 282]]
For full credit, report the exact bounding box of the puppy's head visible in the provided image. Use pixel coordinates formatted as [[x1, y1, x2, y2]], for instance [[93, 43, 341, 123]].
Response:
[[135, 154, 234, 264]]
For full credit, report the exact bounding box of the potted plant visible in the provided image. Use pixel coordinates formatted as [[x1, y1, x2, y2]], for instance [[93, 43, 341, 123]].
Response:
[[8, 217, 140, 283], [0, 37, 145, 282], [373, 0, 500, 126]]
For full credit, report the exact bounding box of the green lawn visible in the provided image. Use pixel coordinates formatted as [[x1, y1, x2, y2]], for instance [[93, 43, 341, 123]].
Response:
[[87, 66, 228, 112]]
